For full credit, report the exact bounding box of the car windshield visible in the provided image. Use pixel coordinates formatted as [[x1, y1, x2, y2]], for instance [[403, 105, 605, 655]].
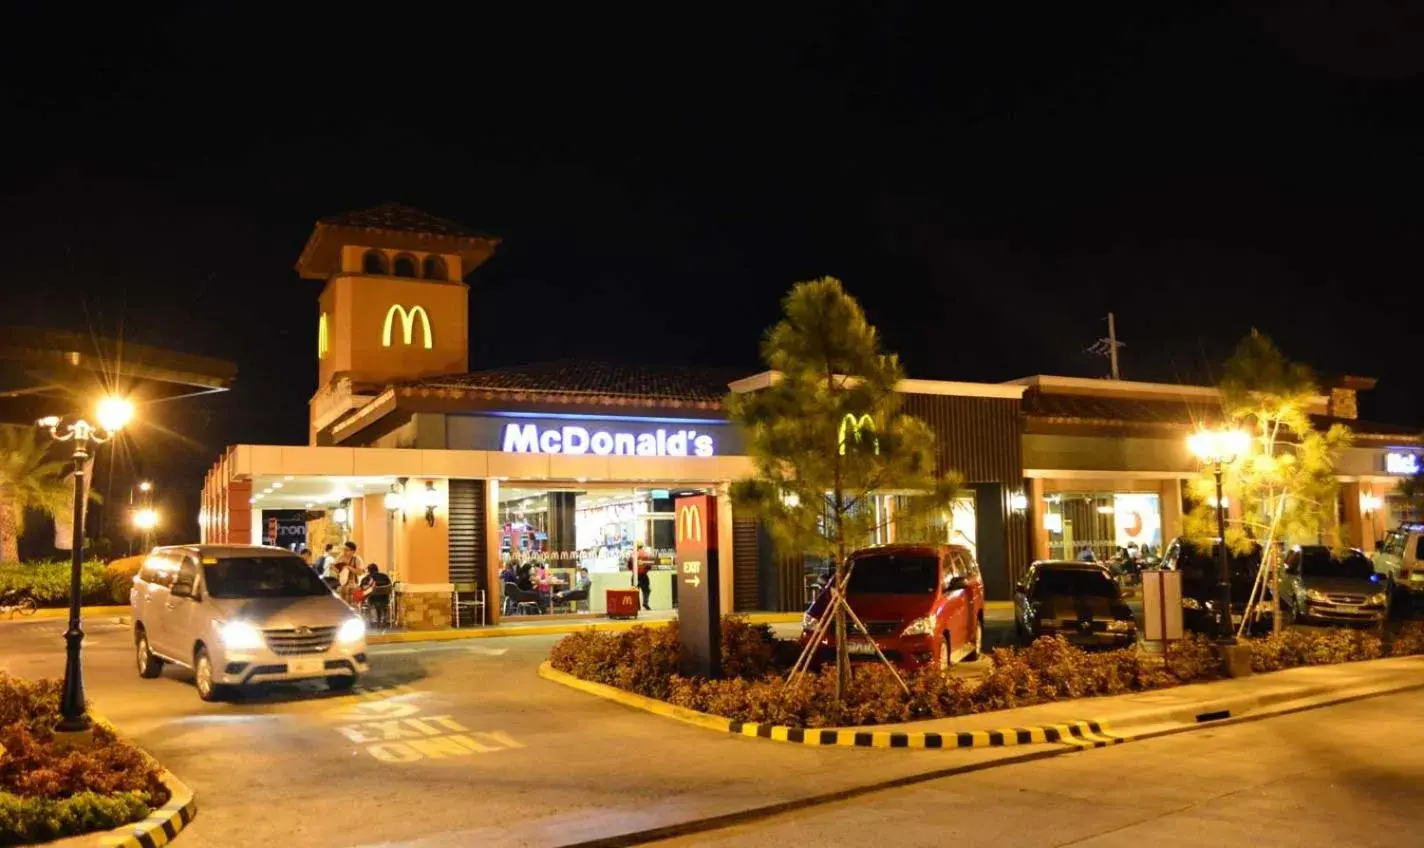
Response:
[[845, 553, 938, 595], [1034, 568, 1117, 598], [1179, 545, 1261, 575], [1300, 550, 1375, 580], [204, 556, 331, 599]]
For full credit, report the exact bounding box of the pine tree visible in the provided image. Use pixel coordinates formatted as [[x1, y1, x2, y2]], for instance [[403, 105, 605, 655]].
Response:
[[726, 278, 963, 697], [1182, 331, 1351, 635]]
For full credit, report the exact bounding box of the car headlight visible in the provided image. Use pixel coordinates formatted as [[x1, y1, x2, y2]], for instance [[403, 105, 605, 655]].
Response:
[[337, 617, 367, 644], [1181, 597, 1202, 610], [1368, 592, 1388, 606], [1107, 619, 1135, 633], [1306, 589, 1330, 603], [902, 614, 937, 636], [220, 620, 263, 650]]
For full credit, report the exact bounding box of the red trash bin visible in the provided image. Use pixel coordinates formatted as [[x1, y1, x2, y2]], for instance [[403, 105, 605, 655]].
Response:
[[605, 588, 640, 620]]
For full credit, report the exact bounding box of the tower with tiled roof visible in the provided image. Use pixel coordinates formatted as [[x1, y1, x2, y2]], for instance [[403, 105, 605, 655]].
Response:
[[296, 203, 499, 443]]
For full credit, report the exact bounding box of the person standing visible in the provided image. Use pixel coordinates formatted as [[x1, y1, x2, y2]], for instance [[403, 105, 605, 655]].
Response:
[[337, 541, 364, 605]]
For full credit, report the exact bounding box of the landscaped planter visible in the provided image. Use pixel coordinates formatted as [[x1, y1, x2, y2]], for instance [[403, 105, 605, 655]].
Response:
[[0, 673, 186, 845]]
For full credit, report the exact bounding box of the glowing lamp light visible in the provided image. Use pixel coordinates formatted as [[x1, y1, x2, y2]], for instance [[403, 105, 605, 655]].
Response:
[[138, 480, 153, 493], [1360, 493, 1382, 514], [384, 486, 404, 512], [1008, 492, 1029, 512], [96, 396, 134, 432], [1208, 496, 1230, 509], [132, 508, 159, 531], [1188, 427, 1250, 464], [332, 507, 349, 526]]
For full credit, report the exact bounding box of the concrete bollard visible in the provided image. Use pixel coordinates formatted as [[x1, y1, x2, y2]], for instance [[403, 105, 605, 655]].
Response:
[[1218, 643, 1254, 678]]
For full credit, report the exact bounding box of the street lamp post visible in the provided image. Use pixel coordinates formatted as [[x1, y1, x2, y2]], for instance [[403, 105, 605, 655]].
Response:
[[1188, 427, 1250, 645], [37, 396, 133, 734]]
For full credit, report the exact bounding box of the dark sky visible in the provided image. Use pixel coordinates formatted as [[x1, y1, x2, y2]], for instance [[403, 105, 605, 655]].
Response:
[[3, 2, 1422, 520]]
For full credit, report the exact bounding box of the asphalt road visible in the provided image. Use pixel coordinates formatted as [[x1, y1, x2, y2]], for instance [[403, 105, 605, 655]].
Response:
[[1, 608, 1411, 848], [653, 687, 1424, 848]]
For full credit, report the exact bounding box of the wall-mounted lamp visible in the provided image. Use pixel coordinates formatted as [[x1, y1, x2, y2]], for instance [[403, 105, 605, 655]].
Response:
[[422, 481, 440, 527], [1008, 492, 1029, 512], [1361, 493, 1382, 514], [384, 482, 405, 514], [332, 498, 351, 527]]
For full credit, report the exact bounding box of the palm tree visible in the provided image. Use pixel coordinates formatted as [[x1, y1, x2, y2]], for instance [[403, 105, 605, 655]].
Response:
[[0, 424, 73, 562]]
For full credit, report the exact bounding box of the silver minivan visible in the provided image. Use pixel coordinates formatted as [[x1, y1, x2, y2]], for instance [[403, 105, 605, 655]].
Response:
[[131, 544, 368, 701]]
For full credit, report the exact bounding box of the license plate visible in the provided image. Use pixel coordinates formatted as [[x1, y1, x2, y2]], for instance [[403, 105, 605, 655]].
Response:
[[287, 658, 324, 676], [847, 640, 879, 656]]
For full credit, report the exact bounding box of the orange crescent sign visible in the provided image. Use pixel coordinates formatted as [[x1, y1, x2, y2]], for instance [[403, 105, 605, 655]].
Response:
[[1125, 510, 1143, 539]]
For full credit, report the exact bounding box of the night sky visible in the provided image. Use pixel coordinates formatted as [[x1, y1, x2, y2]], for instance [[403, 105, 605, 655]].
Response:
[[3, 3, 1422, 534]]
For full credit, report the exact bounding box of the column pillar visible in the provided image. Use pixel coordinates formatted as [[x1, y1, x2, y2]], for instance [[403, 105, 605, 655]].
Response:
[[1160, 478, 1184, 549], [716, 486, 735, 619], [397, 479, 453, 630], [1342, 481, 1365, 550], [1028, 478, 1049, 562], [227, 481, 252, 546], [485, 479, 503, 624]]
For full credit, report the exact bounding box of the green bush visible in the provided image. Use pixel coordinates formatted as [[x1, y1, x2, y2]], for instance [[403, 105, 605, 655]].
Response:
[[0, 561, 111, 608], [103, 556, 144, 605], [0, 790, 150, 845], [0, 672, 168, 846]]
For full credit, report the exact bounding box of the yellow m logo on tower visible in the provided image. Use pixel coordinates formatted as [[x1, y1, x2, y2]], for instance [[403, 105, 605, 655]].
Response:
[[317, 312, 329, 359], [838, 413, 879, 456], [382, 304, 434, 349], [678, 504, 703, 543]]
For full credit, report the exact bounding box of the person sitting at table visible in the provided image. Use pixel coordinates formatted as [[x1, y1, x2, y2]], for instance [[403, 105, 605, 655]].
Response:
[[498, 563, 517, 586], [360, 563, 393, 627], [555, 567, 592, 610], [516, 562, 535, 592]]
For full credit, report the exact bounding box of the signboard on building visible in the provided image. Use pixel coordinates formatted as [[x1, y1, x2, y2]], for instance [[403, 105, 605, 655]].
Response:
[[1113, 493, 1162, 550], [1385, 451, 1420, 476], [446, 414, 741, 457], [674, 494, 721, 678]]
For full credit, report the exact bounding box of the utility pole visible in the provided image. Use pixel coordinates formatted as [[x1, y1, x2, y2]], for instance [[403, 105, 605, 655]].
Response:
[[1085, 313, 1125, 380], [1106, 312, 1120, 380]]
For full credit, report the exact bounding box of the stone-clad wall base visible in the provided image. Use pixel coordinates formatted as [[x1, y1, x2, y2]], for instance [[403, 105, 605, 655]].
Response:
[[401, 592, 453, 630]]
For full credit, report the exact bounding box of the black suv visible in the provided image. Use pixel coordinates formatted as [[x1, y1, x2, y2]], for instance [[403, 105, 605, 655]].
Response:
[[1161, 537, 1267, 635]]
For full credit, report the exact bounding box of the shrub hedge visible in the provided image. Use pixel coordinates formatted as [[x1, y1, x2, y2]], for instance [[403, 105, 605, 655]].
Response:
[[0, 673, 168, 844], [549, 617, 1424, 729], [0, 561, 117, 607]]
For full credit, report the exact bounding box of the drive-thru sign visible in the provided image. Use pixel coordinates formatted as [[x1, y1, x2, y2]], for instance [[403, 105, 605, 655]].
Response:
[[675, 494, 721, 678]]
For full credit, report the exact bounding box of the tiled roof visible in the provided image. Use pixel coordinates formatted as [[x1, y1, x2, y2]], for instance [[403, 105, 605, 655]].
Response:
[[396, 361, 744, 409], [319, 203, 493, 240], [1024, 392, 1220, 429]]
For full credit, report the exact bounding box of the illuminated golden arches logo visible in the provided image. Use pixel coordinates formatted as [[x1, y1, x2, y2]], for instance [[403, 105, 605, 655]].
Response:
[[838, 413, 879, 455], [317, 312, 329, 359], [678, 505, 702, 543], [382, 304, 433, 349]]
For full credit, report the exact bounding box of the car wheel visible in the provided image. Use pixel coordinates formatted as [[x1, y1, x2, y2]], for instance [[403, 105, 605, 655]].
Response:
[[964, 618, 983, 661], [937, 633, 953, 671], [327, 675, 357, 692], [135, 629, 163, 679], [17, 596, 37, 616], [194, 646, 228, 702]]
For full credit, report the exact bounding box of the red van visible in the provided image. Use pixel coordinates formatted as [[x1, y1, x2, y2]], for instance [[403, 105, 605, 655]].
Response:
[[800, 543, 985, 670]]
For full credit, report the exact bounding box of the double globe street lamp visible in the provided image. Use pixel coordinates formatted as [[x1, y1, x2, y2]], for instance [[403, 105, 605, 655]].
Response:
[[1187, 426, 1251, 644], [37, 395, 134, 735]]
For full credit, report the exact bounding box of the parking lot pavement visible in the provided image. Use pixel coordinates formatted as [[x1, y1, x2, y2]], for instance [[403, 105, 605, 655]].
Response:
[[650, 687, 1424, 847], [0, 617, 1062, 847]]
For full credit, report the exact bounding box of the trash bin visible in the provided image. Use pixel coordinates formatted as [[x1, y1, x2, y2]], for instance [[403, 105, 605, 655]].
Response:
[[606, 588, 640, 620]]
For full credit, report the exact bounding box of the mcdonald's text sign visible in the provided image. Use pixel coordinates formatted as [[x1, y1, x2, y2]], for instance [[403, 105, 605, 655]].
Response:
[[675, 494, 721, 678]]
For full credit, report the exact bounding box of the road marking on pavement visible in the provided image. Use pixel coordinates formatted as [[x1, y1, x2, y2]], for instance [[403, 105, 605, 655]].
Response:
[[319, 686, 522, 763]]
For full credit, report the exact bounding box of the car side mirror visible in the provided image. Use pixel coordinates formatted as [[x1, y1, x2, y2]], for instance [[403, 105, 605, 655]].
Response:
[[946, 575, 968, 593], [171, 581, 198, 601]]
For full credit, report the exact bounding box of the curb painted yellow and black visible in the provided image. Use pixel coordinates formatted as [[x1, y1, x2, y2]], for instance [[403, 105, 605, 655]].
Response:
[[538, 661, 1123, 750], [99, 769, 198, 848], [4, 605, 130, 622]]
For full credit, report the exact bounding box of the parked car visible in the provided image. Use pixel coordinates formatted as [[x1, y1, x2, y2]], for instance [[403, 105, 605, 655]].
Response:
[[1012, 561, 1137, 647], [1160, 537, 1268, 635], [1280, 545, 1387, 626], [800, 543, 985, 670], [1372, 523, 1424, 605], [131, 544, 368, 701]]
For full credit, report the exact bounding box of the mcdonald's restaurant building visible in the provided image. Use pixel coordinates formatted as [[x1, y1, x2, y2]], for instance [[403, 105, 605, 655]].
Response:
[[199, 205, 1422, 629]]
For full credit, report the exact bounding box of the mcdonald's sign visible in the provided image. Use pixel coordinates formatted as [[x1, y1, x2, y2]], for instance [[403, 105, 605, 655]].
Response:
[[381, 304, 434, 349], [838, 413, 879, 456], [317, 312, 329, 359], [678, 503, 703, 544]]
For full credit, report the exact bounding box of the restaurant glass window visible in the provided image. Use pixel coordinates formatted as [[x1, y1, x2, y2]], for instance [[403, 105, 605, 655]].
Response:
[[496, 485, 700, 616], [1043, 491, 1162, 562]]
